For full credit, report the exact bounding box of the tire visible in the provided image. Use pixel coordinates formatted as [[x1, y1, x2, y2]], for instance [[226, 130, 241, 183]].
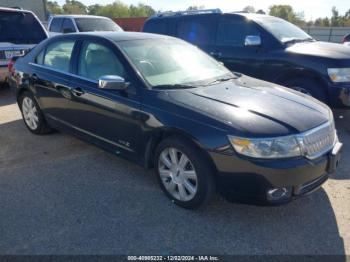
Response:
[[19, 91, 52, 135], [282, 78, 328, 103], [154, 136, 215, 209]]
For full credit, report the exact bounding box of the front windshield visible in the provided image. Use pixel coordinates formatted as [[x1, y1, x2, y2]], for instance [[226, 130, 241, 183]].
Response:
[[254, 17, 312, 43], [119, 38, 233, 88], [75, 17, 123, 32]]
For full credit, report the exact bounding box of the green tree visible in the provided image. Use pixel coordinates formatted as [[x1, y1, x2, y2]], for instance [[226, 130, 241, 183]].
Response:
[[269, 5, 305, 26], [129, 4, 155, 17], [88, 4, 102, 15], [243, 6, 255, 13], [46, 1, 63, 14], [94, 1, 130, 18], [63, 0, 87, 14]]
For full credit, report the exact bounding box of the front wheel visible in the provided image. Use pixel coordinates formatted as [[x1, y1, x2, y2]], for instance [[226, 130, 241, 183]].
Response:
[[20, 91, 52, 135], [155, 136, 215, 209]]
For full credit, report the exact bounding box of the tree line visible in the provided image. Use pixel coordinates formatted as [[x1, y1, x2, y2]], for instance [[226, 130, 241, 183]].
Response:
[[47, 1, 350, 27]]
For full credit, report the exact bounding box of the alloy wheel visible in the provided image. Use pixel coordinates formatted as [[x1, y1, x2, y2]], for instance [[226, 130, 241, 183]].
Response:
[[22, 97, 39, 130], [158, 147, 198, 201]]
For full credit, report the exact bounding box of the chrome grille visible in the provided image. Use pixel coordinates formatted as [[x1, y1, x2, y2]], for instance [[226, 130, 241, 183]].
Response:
[[301, 122, 336, 159]]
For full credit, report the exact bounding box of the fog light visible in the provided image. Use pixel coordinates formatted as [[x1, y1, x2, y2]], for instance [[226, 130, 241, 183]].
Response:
[[267, 187, 292, 201]]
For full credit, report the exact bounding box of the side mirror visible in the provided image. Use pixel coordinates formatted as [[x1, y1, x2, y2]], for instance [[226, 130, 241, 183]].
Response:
[[62, 27, 75, 34], [99, 75, 128, 90], [244, 35, 262, 47]]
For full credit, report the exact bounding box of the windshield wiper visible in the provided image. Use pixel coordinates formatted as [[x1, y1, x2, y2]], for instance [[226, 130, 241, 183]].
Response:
[[283, 37, 315, 45], [152, 84, 196, 90], [204, 75, 237, 86]]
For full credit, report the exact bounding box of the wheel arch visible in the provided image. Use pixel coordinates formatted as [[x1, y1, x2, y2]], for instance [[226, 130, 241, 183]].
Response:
[[274, 69, 330, 97], [143, 127, 218, 175]]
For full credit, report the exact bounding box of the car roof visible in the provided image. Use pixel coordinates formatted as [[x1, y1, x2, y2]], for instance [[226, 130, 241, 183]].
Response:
[[54, 32, 172, 42], [0, 7, 35, 14], [148, 11, 274, 20]]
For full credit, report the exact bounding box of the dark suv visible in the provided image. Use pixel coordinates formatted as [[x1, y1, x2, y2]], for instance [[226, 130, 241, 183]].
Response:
[[143, 10, 350, 108]]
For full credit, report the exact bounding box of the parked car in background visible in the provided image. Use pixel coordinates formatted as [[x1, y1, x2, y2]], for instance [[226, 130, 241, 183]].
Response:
[[9, 32, 342, 209], [143, 9, 350, 108], [343, 33, 350, 46], [47, 15, 123, 36], [0, 7, 48, 84]]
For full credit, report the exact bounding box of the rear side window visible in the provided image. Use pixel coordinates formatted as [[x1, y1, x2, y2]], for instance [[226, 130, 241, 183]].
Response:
[[43, 40, 75, 72], [217, 18, 260, 46], [177, 16, 217, 45], [49, 18, 63, 32], [0, 11, 47, 44]]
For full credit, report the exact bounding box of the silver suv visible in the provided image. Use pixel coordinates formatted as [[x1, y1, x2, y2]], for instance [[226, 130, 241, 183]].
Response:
[[0, 7, 48, 84], [47, 15, 123, 36]]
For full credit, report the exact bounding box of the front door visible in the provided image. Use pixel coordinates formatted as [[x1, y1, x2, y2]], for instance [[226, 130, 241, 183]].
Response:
[[62, 39, 143, 160], [213, 15, 265, 78]]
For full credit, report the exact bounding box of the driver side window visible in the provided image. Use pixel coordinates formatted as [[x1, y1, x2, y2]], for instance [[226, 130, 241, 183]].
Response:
[[78, 41, 125, 82]]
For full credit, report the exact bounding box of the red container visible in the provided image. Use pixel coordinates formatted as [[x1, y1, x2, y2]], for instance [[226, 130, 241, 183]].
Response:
[[113, 17, 148, 32]]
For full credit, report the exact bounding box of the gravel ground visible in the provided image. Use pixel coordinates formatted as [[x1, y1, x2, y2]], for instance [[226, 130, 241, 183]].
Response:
[[0, 86, 349, 255]]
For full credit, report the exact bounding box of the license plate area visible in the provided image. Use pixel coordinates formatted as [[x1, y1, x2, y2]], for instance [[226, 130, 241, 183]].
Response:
[[327, 142, 342, 173], [5, 50, 23, 59]]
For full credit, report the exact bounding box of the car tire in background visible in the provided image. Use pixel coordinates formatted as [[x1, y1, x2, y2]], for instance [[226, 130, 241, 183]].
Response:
[[155, 136, 216, 209], [19, 91, 52, 135], [282, 78, 328, 104]]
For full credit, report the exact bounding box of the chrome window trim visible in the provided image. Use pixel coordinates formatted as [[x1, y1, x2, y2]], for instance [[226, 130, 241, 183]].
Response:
[[29, 62, 98, 84]]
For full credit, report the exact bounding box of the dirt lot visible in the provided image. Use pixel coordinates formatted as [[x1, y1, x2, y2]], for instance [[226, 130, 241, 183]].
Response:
[[0, 86, 349, 255]]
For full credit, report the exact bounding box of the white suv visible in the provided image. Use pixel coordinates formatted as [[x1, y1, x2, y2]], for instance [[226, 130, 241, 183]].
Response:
[[47, 15, 123, 36], [0, 7, 48, 84]]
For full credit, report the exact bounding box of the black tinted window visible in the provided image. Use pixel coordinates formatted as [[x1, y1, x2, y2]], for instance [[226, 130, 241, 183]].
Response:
[[62, 19, 76, 33], [177, 16, 216, 45], [217, 18, 260, 46], [0, 11, 47, 44], [49, 18, 62, 32], [74, 18, 122, 32]]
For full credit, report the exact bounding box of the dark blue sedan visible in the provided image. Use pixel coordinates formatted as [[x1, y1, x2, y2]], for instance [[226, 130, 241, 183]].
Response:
[[9, 32, 342, 208]]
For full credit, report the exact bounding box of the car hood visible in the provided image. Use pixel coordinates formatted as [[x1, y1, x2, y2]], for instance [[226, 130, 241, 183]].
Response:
[[286, 41, 350, 59], [167, 76, 331, 137]]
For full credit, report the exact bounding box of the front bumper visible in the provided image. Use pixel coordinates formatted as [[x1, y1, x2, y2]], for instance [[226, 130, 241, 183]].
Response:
[[211, 142, 342, 205]]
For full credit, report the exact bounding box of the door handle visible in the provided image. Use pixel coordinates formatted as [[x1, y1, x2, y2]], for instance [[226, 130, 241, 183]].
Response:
[[71, 87, 85, 96]]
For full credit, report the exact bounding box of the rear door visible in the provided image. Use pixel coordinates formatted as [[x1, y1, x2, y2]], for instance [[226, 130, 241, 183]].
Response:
[[176, 14, 219, 55], [213, 15, 265, 77], [30, 38, 76, 121]]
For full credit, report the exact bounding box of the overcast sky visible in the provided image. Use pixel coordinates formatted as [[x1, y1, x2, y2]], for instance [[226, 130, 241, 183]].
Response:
[[56, 0, 349, 20]]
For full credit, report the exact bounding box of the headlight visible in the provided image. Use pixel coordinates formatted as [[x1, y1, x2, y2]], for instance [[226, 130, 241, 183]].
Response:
[[327, 68, 350, 82], [228, 135, 302, 159]]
